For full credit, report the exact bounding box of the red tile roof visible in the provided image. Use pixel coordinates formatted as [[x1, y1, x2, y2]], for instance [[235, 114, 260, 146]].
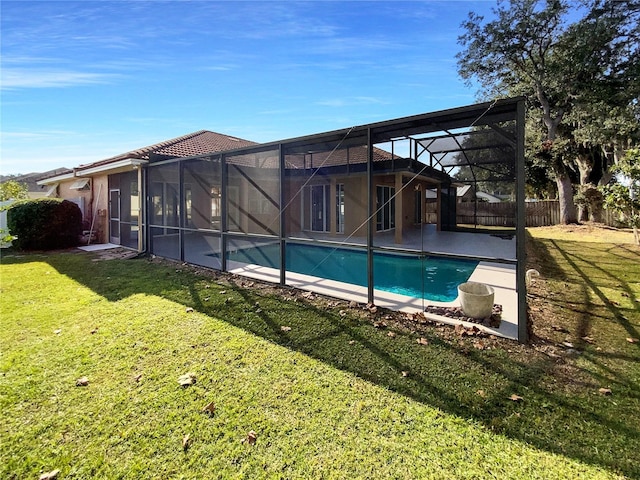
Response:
[[77, 130, 258, 171], [152, 131, 257, 158]]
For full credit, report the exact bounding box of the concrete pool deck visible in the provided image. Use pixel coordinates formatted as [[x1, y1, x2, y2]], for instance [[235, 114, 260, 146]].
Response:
[[289, 224, 517, 262]]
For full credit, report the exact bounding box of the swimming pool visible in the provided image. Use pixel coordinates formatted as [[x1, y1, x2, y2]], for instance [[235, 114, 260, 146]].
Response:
[[227, 242, 478, 302]]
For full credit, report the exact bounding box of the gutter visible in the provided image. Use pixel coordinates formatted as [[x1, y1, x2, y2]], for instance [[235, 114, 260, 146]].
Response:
[[36, 159, 148, 185]]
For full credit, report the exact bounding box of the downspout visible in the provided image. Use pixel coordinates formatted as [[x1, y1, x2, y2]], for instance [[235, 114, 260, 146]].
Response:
[[88, 174, 94, 239]]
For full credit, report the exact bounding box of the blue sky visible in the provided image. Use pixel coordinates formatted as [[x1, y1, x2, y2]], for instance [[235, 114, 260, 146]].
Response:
[[1, 0, 496, 175]]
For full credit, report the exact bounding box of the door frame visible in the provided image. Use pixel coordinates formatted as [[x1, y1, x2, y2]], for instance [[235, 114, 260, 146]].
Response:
[[109, 188, 120, 244]]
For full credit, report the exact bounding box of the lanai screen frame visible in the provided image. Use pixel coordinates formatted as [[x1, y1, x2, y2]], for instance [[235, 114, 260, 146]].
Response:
[[144, 98, 527, 341]]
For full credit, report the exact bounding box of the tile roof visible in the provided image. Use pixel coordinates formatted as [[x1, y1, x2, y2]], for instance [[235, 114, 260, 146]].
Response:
[[151, 131, 258, 158], [77, 130, 258, 171]]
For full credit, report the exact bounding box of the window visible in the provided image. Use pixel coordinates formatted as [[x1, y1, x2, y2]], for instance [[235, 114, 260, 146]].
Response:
[[185, 186, 192, 226], [376, 185, 395, 231], [44, 184, 58, 197], [336, 183, 345, 233], [130, 180, 139, 224], [69, 179, 90, 191], [151, 181, 179, 227], [211, 187, 221, 229]]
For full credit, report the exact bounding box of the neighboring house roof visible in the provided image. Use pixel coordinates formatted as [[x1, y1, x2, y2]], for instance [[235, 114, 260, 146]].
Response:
[[0, 168, 73, 194], [454, 186, 503, 203], [476, 191, 502, 203], [457, 185, 473, 198]]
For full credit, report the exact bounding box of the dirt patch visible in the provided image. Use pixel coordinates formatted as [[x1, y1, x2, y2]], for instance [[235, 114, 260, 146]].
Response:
[[528, 222, 637, 244], [91, 248, 139, 261]]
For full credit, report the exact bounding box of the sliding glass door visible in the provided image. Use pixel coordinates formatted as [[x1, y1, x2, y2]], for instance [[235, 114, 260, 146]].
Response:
[[309, 185, 330, 232]]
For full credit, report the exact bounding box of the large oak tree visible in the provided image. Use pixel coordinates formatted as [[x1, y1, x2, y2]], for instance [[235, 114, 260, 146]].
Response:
[[457, 0, 640, 223]]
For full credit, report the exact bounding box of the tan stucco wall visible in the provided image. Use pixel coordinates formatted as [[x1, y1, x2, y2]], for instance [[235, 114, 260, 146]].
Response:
[[56, 174, 108, 243], [342, 176, 368, 238]]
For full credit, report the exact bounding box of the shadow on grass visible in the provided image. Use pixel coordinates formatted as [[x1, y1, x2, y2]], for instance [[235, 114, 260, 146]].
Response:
[[2, 247, 640, 478], [532, 237, 640, 344]]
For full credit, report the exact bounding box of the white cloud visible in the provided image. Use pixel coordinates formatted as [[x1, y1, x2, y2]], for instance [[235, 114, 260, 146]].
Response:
[[316, 97, 388, 107], [0, 130, 76, 140], [198, 65, 237, 72], [257, 108, 297, 116], [2, 55, 63, 65], [1, 68, 120, 90]]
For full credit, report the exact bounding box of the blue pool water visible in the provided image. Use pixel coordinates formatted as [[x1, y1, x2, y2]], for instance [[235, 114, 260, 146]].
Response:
[[227, 243, 477, 302]]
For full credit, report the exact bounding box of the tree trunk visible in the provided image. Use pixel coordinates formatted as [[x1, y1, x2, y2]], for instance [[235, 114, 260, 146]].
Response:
[[576, 152, 592, 222], [586, 185, 604, 223], [556, 174, 577, 224], [537, 97, 577, 223], [578, 201, 589, 223], [576, 153, 592, 186]]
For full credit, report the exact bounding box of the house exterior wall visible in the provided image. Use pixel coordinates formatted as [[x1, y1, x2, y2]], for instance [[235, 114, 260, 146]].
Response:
[[57, 179, 91, 220], [399, 177, 429, 230], [283, 178, 303, 235], [56, 174, 108, 243]]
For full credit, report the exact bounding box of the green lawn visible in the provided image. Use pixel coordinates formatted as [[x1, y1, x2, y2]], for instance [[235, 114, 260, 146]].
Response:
[[1, 232, 638, 479]]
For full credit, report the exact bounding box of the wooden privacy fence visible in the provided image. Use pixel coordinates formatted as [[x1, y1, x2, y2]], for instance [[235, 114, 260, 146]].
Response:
[[457, 202, 516, 227], [523, 201, 558, 226], [426, 200, 622, 227]]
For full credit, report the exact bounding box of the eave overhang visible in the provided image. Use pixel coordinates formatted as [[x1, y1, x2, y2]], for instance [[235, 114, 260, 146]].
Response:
[[76, 158, 147, 176], [37, 173, 74, 185]]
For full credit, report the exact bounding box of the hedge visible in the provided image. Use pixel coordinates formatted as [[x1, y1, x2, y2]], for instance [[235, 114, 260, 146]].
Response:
[[7, 198, 83, 250]]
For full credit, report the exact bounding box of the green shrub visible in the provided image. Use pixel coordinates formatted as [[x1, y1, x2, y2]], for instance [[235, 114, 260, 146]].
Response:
[[7, 198, 82, 250]]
